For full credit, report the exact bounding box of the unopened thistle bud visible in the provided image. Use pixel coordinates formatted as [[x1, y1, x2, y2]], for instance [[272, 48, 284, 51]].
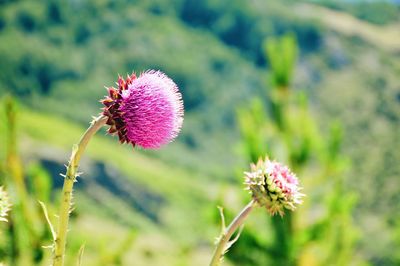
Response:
[[0, 186, 11, 222], [244, 157, 304, 216], [101, 70, 184, 149]]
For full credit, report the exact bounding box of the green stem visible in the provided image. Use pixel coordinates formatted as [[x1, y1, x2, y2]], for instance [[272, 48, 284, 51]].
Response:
[[52, 115, 107, 266], [209, 200, 256, 266]]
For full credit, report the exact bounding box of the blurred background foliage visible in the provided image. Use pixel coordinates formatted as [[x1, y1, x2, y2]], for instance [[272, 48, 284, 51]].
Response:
[[234, 34, 359, 266], [0, 0, 399, 265]]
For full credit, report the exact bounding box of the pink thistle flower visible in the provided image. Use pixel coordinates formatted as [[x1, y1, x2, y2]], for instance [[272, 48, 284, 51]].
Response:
[[101, 70, 184, 149], [244, 157, 304, 216]]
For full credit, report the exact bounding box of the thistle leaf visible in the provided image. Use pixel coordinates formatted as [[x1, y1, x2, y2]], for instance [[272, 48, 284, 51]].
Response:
[[218, 206, 226, 233], [38, 200, 56, 241], [77, 244, 85, 266], [223, 225, 244, 255]]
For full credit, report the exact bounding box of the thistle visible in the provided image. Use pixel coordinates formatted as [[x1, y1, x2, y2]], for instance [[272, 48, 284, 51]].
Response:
[[102, 70, 184, 148], [244, 157, 304, 216], [0, 186, 11, 222], [52, 70, 183, 266], [209, 156, 304, 266]]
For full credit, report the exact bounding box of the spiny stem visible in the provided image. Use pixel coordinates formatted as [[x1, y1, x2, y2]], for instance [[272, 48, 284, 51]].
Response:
[[53, 115, 107, 266], [209, 200, 256, 266]]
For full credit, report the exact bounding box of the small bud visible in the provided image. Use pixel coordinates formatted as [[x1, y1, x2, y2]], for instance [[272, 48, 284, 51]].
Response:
[[244, 157, 304, 216]]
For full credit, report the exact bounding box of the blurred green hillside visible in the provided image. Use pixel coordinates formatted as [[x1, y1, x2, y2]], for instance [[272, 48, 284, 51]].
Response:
[[0, 0, 399, 265]]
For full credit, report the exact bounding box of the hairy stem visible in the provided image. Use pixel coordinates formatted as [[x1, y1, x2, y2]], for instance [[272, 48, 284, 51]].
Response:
[[53, 115, 107, 266], [209, 200, 256, 266]]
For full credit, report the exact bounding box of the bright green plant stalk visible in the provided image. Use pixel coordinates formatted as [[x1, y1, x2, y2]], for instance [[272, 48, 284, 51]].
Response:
[[209, 200, 256, 266], [53, 115, 107, 266]]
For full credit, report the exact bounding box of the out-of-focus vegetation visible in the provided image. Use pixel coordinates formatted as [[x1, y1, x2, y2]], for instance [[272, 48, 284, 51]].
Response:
[[0, 0, 399, 265], [232, 34, 358, 266], [0, 97, 53, 265]]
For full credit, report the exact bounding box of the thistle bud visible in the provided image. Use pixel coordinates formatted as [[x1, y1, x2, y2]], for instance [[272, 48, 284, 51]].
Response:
[[244, 157, 304, 216]]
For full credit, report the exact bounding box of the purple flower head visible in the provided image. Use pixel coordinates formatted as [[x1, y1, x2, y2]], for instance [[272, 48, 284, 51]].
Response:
[[102, 70, 184, 149], [244, 157, 304, 216]]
